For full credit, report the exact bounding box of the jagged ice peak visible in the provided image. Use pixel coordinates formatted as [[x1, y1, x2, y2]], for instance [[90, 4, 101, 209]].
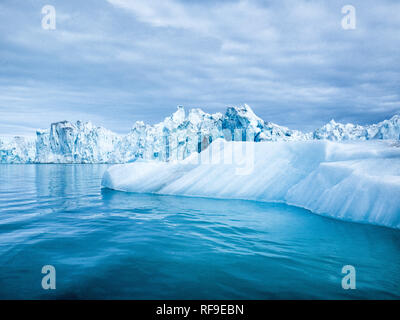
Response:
[[1, 105, 399, 163]]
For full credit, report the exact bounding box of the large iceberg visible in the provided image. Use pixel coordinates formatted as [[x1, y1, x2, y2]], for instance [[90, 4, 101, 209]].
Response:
[[102, 139, 400, 229], [0, 104, 308, 164], [0, 104, 399, 163]]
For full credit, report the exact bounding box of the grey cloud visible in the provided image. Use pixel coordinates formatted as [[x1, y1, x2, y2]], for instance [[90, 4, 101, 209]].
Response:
[[0, 0, 399, 135]]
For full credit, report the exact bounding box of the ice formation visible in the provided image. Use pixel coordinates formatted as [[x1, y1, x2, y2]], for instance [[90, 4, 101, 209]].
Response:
[[0, 136, 36, 163], [314, 115, 400, 141], [0, 104, 399, 163], [102, 139, 400, 229]]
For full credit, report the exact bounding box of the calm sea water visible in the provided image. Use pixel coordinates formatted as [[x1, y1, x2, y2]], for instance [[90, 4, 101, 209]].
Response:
[[0, 164, 399, 299]]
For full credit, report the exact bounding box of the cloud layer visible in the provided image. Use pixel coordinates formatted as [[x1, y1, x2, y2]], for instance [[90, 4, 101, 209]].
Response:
[[0, 0, 399, 135]]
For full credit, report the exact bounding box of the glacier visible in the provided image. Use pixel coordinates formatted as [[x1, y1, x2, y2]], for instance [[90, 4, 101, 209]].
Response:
[[102, 139, 400, 229], [0, 136, 36, 164], [0, 104, 399, 163]]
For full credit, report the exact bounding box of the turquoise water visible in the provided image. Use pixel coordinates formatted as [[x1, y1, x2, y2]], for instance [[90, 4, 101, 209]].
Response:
[[0, 164, 399, 299]]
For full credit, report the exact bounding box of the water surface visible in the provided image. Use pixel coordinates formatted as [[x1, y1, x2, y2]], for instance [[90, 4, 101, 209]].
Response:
[[0, 164, 399, 299]]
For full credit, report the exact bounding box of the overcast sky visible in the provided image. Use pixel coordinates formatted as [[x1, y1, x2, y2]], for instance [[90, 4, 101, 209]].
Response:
[[0, 0, 399, 136]]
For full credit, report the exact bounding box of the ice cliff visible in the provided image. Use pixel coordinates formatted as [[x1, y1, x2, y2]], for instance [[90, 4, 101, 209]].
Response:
[[102, 139, 400, 229], [0, 136, 36, 164], [1, 104, 399, 163]]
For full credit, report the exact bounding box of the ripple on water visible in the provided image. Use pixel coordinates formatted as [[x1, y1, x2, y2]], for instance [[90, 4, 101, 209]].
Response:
[[0, 164, 399, 299]]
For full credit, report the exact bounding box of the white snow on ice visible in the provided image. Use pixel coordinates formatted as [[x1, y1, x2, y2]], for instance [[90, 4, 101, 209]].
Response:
[[102, 139, 400, 229]]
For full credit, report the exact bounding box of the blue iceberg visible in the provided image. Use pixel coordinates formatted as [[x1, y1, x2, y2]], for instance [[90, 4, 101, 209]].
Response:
[[102, 139, 400, 229]]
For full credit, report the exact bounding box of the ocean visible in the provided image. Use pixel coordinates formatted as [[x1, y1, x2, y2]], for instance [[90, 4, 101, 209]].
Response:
[[0, 164, 399, 299]]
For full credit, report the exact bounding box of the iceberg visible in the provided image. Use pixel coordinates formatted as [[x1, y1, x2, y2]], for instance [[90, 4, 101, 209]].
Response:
[[0, 104, 308, 164], [0, 136, 36, 163], [313, 115, 400, 140], [35, 120, 122, 163], [0, 104, 399, 163], [102, 139, 400, 229]]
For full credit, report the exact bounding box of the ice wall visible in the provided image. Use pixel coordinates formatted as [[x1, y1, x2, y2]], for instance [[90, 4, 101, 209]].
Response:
[[1, 105, 399, 163], [0, 136, 36, 163]]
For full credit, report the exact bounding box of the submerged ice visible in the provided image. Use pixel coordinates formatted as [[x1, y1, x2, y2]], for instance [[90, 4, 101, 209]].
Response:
[[1, 104, 400, 163], [102, 139, 400, 229]]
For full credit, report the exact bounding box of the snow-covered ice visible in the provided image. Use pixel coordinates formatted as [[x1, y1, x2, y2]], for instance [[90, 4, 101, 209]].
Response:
[[102, 139, 400, 229], [1, 104, 399, 163]]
